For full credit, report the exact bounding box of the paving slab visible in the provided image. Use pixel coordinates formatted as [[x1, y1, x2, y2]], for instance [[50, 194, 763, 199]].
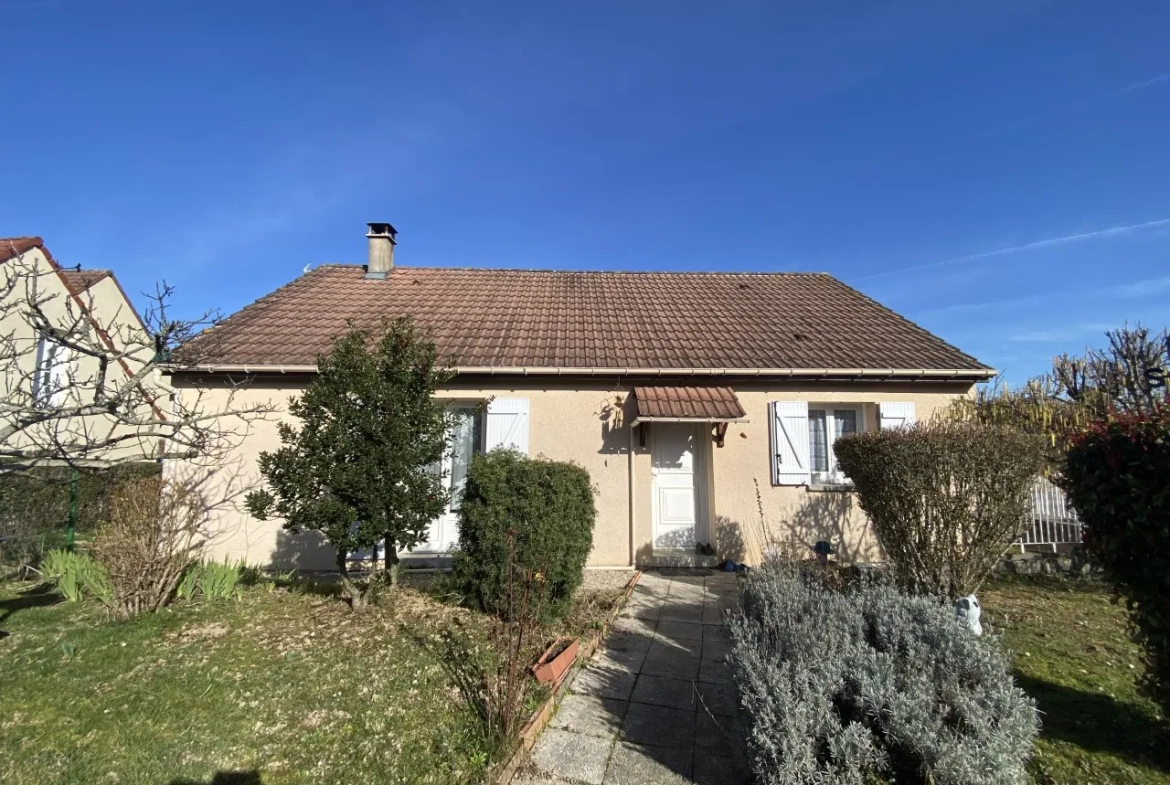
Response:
[[549, 694, 629, 739], [647, 637, 702, 660], [640, 651, 701, 681], [697, 658, 731, 685], [603, 742, 692, 785], [572, 662, 638, 701], [692, 753, 752, 785], [655, 620, 704, 642], [619, 701, 696, 748], [630, 674, 696, 710], [694, 681, 737, 716], [530, 728, 614, 785]]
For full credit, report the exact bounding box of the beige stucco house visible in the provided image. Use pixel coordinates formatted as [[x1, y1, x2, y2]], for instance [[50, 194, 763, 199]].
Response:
[[168, 224, 994, 570], [1, 236, 162, 469]]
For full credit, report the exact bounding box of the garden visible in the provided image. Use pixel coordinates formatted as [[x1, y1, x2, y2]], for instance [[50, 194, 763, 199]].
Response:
[[726, 326, 1170, 785], [1, 319, 620, 785]]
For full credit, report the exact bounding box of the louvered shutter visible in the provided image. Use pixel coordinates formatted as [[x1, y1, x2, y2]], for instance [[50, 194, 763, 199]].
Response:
[[47, 342, 73, 406], [770, 400, 810, 486], [484, 397, 530, 454], [879, 402, 916, 430]]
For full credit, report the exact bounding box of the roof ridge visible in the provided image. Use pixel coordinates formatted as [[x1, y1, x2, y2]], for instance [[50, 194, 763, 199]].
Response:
[[317, 263, 830, 277]]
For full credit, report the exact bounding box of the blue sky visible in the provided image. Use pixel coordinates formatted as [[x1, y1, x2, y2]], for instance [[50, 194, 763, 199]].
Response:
[[3, 0, 1168, 381]]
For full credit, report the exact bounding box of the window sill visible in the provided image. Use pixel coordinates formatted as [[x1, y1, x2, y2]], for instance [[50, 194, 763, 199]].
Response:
[[808, 483, 855, 493]]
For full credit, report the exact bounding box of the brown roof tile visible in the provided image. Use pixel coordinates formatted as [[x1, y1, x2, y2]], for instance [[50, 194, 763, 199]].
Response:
[[633, 386, 746, 420], [59, 269, 112, 294], [0, 236, 46, 262], [184, 265, 991, 375]]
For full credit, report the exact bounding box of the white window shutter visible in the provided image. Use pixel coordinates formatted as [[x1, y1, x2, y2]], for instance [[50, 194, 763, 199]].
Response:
[[770, 400, 810, 486], [485, 397, 530, 455], [47, 342, 73, 406], [879, 402, 916, 430]]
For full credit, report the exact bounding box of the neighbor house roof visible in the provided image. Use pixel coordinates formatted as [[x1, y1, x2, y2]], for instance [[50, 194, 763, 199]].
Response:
[[182, 265, 993, 378], [632, 386, 747, 421], [59, 269, 113, 294], [1, 236, 55, 264]]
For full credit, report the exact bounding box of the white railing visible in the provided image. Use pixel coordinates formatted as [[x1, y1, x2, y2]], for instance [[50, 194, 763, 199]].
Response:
[[1016, 477, 1082, 552]]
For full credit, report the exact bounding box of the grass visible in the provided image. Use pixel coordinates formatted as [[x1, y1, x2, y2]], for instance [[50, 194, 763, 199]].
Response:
[[983, 576, 1170, 785], [0, 573, 630, 785]]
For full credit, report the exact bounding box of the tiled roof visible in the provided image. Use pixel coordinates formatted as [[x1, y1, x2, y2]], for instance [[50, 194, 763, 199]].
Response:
[[183, 265, 992, 375], [60, 269, 112, 294], [0, 236, 46, 262], [633, 386, 746, 420]]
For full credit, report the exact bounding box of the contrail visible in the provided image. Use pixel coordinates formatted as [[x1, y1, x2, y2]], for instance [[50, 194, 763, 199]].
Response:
[[852, 218, 1170, 283]]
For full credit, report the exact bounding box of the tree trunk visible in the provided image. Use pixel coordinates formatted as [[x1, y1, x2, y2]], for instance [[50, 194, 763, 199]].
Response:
[[384, 538, 400, 588], [336, 549, 348, 577]]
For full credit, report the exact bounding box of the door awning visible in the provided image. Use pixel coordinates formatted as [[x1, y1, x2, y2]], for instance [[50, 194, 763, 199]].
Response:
[[630, 386, 748, 425]]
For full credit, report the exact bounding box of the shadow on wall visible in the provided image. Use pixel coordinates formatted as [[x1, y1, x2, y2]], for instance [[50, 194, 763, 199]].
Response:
[[715, 490, 874, 564], [271, 528, 338, 572], [714, 515, 746, 563], [169, 771, 262, 785], [596, 392, 635, 456]]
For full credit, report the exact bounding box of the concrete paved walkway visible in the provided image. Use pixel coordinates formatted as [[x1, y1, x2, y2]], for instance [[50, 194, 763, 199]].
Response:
[[519, 569, 750, 785]]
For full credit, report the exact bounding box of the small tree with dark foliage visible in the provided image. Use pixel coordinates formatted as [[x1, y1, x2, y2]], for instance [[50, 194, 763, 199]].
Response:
[[246, 318, 456, 608], [1063, 406, 1170, 713], [834, 421, 1045, 597]]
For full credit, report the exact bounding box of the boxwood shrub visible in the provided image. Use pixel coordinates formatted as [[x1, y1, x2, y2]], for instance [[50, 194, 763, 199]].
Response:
[[729, 562, 1038, 785], [448, 450, 596, 622]]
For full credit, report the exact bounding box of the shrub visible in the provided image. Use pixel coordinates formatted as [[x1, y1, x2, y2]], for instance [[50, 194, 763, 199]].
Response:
[[729, 562, 1038, 785], [91, 476, 208, 618], [834, 421, 1044, 597], [40, 548, 112, 604], [1063, 407, 1170, 712], [448, 450, 595, 623]]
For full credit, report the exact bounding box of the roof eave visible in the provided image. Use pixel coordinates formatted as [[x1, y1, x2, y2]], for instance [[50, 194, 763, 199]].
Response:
[[167, 363, 997, 380]]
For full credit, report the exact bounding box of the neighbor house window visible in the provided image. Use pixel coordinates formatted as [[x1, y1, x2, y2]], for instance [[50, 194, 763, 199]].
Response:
[[32, 334, 72, 407]]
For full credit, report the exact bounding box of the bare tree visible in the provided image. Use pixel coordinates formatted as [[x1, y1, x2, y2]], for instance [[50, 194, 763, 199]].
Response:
[[0, 239, 272, 475]]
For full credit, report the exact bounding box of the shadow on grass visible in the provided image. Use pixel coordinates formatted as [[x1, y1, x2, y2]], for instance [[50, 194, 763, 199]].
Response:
[[0, 582, 62, 624], [168, 771, 262, 785], [1016, 673, 1170, 772]]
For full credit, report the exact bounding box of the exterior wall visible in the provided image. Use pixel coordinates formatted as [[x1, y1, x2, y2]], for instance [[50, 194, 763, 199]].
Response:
[[0, 248, 160, 465], [175, 375, 973, 571], [708, 382, 971, 565]]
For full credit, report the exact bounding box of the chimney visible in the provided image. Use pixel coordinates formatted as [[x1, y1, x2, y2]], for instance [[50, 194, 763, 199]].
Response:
[[365, 222, 397, 279]]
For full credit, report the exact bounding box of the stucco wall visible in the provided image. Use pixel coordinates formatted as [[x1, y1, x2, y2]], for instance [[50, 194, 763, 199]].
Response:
[[173, 375, 972, 571]]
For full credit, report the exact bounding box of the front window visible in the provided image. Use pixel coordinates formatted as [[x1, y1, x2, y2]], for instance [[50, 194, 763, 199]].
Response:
[[809, 407, 859, 485], [447, 406, 484, 509]]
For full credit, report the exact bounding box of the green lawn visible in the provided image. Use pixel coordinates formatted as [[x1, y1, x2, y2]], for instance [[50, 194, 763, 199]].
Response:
[[984, 576, 1170, 785], [0, 576, 627, 785]]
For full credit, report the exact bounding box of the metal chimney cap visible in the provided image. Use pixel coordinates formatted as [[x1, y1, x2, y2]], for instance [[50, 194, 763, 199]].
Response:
[[366, 222, 397, 239]]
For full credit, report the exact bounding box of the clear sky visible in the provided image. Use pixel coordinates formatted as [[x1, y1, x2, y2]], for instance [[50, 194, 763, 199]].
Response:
[[3, 0, 1168, 381]]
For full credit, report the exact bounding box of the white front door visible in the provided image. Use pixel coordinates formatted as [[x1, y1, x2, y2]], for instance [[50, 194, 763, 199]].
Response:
[[652, 424, 699, 550]]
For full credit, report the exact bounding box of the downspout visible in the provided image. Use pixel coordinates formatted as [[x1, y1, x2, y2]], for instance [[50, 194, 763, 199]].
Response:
[[628, 422, 636, 568]]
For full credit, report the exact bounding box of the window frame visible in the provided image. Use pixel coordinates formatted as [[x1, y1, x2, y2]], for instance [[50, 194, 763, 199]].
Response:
[[807, 404, 864, 487]]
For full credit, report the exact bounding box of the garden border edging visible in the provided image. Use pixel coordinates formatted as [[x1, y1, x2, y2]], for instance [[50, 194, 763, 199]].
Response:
[[493, 569, 643, 785]]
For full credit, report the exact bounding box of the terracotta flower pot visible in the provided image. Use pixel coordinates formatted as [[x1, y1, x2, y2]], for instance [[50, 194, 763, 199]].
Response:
[[532, 636, 579, 686]]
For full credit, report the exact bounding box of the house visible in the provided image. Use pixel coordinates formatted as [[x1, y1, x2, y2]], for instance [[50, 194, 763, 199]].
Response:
[[0, 236, 162, 469], [167, 223, 994, 570]]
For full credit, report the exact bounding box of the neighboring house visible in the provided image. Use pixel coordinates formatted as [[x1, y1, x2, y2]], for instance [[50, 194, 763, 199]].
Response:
[[168, 224, 994, 570], [0, 236, 161, 468]]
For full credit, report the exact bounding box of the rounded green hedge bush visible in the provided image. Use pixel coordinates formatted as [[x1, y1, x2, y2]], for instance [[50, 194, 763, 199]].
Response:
[[447, 450, 596, 622]]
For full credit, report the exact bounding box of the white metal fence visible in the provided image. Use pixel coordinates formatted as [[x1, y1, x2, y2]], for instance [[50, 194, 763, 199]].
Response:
[[1016, 477, 1082, 551]]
